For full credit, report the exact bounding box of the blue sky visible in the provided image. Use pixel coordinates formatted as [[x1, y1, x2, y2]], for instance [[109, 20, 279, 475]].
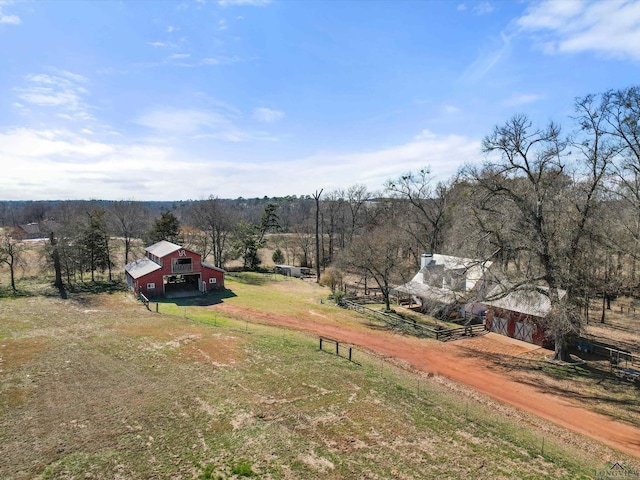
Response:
[[1, 0, 640, 200]]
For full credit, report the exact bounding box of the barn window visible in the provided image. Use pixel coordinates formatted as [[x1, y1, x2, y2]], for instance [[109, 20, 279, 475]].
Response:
[[209, 277, 216, 284], [147, 282, 155, 289], [172, 257, 193, 273]]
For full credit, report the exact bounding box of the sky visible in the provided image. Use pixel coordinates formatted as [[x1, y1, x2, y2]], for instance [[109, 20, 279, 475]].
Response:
[[1, 0, 640, 201]]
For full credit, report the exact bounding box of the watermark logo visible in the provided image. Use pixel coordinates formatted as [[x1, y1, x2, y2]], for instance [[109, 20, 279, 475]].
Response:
[[594, 462, 640, 480]]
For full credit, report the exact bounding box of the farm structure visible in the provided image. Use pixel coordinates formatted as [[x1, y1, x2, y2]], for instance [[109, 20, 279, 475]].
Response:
[[484, 286, 565, 347], [274, 264, 311, 278], [392, 253, 492, 318], [125, 240, 225, 298]]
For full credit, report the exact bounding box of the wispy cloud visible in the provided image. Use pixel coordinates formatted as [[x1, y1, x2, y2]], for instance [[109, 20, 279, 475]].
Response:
[[218, 0, 271, 6], [148, 41, 176, 48], [252, 107, 284, 123], [14, 71, 94, 121], [1, 126, 479, 200], [442, 104, 461, 114], [461, 31, 513, 83], [473, 1, 494, 15], [501, 92, 542, 107], [167, 53, 191, 60], [517, 0, 640, 61], [0, 3, 20, 25], [135, 106, 278, 143]]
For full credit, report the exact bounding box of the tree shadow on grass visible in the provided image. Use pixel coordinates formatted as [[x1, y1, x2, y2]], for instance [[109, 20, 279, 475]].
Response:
[[156, 288, 237, 307], [67, 281, 129, 295]]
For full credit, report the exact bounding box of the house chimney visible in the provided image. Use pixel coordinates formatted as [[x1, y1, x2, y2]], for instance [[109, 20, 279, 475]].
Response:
[[421, 253, 433, 269]]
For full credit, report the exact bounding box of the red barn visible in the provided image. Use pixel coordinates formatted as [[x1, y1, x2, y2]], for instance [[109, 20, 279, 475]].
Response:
[[484, 286, 565, 347], [125, 240, 225, 298]]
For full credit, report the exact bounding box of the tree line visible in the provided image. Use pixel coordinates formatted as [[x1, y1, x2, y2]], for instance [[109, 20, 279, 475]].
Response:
[[2, 85, 640, 361]]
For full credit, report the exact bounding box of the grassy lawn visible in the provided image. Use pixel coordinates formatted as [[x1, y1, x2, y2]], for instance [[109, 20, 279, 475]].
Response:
[[0, 273, 619, 479]]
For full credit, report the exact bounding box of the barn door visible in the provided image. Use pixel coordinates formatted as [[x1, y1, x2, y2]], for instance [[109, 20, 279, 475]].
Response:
[[515, 322, 534, 343], [492, 317, 507, 336]]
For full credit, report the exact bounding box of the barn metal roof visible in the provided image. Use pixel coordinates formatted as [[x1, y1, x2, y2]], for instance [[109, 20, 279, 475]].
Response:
[[145, 240, 182, 258], [484, 286, 566, 318], [125, 256, 161, 279], [201, 261, 226, 273]]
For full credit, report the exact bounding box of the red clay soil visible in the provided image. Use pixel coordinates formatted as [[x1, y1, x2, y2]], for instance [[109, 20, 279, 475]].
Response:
[[209, 303, 640, 459]]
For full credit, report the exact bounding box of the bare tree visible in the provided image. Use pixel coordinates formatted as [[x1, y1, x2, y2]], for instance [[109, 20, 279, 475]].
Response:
[[109, 200, 149, 265], [469, 112, 610, 361], [0, 227, 26, 293], [385, 167, 452, 255], [338, 204, 412, 311], [313, 189, 323, 282]]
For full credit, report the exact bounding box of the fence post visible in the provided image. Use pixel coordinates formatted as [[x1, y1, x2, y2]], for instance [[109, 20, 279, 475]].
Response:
[[155, 303, 159, 313], [349, 347, 352, 362], [336, 341, 339, 356], [320, 338, 323, 351]]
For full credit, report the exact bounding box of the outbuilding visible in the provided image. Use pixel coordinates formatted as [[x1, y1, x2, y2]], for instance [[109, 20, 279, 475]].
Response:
[[125, 240, 225, 298], [484, 286, 565, 347]]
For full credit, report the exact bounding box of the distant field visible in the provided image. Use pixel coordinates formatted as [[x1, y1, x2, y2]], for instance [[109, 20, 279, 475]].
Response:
[[0, 272, 628, 479]]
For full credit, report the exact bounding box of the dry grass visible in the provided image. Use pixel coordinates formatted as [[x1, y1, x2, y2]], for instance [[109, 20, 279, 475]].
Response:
[[0, 280, 607, 479]]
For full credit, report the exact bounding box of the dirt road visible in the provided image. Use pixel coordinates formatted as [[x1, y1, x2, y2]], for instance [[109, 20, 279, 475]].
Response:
[[210, 303, 640, 459]]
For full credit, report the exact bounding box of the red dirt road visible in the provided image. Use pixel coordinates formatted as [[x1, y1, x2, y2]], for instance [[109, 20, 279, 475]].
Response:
[[210, 303, 640, 459]]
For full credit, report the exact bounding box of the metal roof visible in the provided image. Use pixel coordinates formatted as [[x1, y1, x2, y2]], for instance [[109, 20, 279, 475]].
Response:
[[145, 240, 182, 258], [201, 261, 226, 273], [485, 286, 566, 318], [125, 256, 161, 279]]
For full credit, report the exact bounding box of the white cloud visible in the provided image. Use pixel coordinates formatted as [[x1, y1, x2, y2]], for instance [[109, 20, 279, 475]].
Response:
[[148, 41, 174, 48], [517, 0, 640, 61], [461, 31, 513, 83], [473, 1, 494, 15], [218, 19, 228, 30], [442, 104, 461, 114], [218, 0, 271, 6], [136, 109, 227, 135], [167, 25, 176, 33], [0, 4, 20, 25], [252, 107, 284, 123], [14, 72, 94, 121], [457, 4, 467, 12], [0, 12, 20, 24], [501, 92, 542, 107], [0, 126, 480, 200], [167, 53, 191, 60]]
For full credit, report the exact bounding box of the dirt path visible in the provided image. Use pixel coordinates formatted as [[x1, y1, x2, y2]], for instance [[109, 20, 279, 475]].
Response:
[[210, 303, 640, 459]]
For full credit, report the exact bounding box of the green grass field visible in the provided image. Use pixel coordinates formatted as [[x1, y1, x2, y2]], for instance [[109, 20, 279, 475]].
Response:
[[0, 273, 621, 479]]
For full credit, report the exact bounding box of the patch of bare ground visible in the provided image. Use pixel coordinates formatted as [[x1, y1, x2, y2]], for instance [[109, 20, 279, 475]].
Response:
[[585, 296, 640, 356], [0, 285, 631, 479], [211, 301, 640, 460]]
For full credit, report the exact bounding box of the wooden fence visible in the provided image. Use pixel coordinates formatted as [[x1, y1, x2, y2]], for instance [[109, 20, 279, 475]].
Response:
[[338, 299, 485, 341], [319, 337, 356, 363], [575, 336, 638, 367], [137, 289, 152, 311]]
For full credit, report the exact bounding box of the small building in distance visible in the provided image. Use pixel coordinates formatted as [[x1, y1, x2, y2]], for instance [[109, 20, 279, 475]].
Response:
[[125, 240, 225, 298], [274, 264, 311, 278], [484, 286, 565, 347]]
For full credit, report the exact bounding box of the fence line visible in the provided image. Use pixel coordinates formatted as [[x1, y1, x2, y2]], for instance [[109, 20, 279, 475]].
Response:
[[575, 336, 638, 367], [338, 299, 485, 341], [319, 337, 357, 363], [137, 289, 152, 311]]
